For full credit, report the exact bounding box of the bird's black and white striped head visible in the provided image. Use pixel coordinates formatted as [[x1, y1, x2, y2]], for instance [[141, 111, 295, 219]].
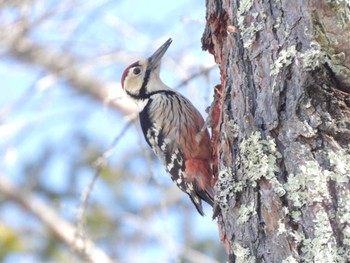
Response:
[[121, 38, 172, 106]]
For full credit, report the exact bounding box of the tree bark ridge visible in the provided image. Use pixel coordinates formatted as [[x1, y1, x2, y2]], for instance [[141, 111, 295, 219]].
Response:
[[203, 0, 350, 262]]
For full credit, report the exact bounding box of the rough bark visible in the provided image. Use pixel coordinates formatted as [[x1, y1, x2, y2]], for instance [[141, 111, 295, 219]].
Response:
[[203, 0, 350, 262]]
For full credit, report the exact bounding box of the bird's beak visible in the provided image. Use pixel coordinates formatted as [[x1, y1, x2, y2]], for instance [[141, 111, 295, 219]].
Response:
[[148, 38, 172, 69]]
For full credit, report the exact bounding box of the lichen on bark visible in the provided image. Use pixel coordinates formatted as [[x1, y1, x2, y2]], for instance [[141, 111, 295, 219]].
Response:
[[203, 0, 350, 262]]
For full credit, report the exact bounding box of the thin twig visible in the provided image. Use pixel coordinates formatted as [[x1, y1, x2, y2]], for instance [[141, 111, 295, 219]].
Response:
[[76, 118, 135, 244], [175, 65, 217, 90]]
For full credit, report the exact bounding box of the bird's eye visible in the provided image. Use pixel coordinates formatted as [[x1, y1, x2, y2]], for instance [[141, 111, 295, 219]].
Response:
[[133, 67, 141, 75]]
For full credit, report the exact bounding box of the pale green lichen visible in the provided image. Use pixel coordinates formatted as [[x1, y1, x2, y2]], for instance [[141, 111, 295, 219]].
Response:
[[282, 206, 289, 215], [274, 16, 281, 29], [215, 131, 285, 214], [301, 209, 338, 263], [285, 149, 350, 262], [277, 219, 287, 235], [299, 41, 349, 82], [326, 0, 349, 4], [327, 149, 350, 260], [214, 167, 235, 212], [237, 203, 256, 224], [284, 160, 330, 207], [227, 120, 239, 138], [301, 120, 318, 138], [284, 172, 307, 208], [337, 190, 350, 248], [237, 0, 253, 23], [234, 243, 255, 263], [327, 150, 350, 221], [238, 131, 285, 196], [290, 230, 305, 244], [337, 246, 350, 263], [281, 256, 298, 263], [237, 0, 265, 48], [270, 45, 297, 76], [290, 209, 338, 263], [300, 41, 323, 71], [327, 149, 350, 183], [291, 210, 302, 222], [273, 37, 348, 82], [337, 190, 350, 226], [241, 23, 264, 48]]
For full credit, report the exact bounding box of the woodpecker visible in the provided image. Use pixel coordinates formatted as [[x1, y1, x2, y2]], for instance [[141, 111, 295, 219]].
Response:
[[121, 38, 214, 216]]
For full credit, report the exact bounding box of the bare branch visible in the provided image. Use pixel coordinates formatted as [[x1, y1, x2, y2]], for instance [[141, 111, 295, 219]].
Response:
[[76, 119, 135, 241], [1, 25, 137, 115], [175, 65, 217, 90], [0, 174, 116, 263]]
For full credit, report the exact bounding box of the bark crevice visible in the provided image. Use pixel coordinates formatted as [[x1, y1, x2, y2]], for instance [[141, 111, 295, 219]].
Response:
[[204, 0, 350, 261]]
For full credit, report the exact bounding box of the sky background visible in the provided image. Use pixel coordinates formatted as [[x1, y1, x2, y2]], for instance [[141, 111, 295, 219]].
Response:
[[0, 0, 223, 262]]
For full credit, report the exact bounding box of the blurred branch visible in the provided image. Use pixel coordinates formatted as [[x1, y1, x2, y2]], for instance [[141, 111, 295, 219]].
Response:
[[1, 25, 136, 115], [0, 174, 116, 263], [76, 119, 135, 240], [175, 65, 217, 90]]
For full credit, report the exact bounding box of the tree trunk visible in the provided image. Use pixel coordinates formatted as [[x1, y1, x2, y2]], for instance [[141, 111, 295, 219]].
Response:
[[202, 0, 350, 262]]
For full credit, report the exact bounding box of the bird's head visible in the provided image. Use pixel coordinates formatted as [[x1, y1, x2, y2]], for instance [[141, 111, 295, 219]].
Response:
[[121, 38, 172, 101]]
